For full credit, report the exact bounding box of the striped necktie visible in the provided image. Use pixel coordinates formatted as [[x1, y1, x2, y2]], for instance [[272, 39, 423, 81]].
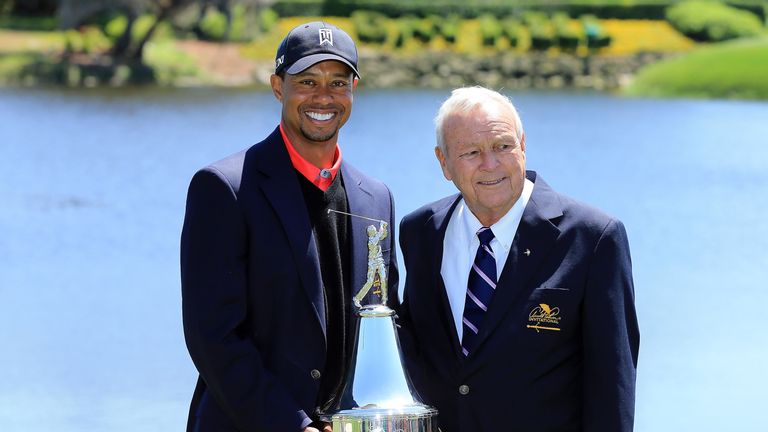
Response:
[[461, 227, 497, 357]]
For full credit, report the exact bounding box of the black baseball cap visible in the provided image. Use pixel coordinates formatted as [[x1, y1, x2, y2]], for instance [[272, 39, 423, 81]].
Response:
[[274, 21, 360, 78]]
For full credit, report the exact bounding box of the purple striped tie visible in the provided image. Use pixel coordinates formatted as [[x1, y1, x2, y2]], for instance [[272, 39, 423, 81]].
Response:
[[461, 227, 497, 357]]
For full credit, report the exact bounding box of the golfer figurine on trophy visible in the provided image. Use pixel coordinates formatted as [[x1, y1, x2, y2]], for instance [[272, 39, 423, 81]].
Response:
[[354, 221, 388, 308]]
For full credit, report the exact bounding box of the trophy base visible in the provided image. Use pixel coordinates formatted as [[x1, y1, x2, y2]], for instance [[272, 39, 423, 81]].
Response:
[[331, 405, 438, 432]]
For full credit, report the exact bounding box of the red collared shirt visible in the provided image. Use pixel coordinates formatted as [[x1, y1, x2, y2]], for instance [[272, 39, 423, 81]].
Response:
[[280, 123, 341, 192]]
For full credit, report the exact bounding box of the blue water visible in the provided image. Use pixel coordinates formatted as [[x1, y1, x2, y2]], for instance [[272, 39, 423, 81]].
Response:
[[1, 87, 767, 431]]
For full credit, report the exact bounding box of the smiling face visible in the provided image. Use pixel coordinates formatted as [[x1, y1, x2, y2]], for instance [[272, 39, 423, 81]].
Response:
[[270, 60, 354, 162], [435, 104, 526, 226]]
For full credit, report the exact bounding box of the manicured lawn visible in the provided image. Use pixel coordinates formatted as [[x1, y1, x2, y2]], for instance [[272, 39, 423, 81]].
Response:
[[625, 36, 768, 99]]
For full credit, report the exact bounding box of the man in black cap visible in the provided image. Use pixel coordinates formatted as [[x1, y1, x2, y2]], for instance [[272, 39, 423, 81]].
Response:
[[181, 22, 399, 432]]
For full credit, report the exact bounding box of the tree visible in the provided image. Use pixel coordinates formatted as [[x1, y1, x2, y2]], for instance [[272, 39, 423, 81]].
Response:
[[57, 0, 194, 62]]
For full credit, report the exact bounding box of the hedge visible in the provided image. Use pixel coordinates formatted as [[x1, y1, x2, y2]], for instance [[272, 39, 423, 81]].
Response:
[[270, 0, 767, 21], [666, 1, 764, 42]]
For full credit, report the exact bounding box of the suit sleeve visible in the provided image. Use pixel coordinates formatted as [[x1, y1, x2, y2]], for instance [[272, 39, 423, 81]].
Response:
[[582, 218, 640, 432], [181, 168, 312, 431]]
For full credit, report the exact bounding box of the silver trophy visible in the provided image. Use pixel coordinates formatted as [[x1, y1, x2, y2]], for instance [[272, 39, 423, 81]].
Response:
[[323, 211, 438, 432]]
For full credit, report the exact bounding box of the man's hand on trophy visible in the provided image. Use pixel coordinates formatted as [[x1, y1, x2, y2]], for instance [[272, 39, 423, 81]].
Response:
[[303, 423, 332, 432]]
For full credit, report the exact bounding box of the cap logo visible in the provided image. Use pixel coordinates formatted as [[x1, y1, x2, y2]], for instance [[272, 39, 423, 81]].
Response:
[[275, 54, 284, 69], [319, 28, 333, 46]]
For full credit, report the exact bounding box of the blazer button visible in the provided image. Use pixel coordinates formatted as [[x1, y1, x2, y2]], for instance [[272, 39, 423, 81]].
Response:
[[458, 384, 470, 395], [310, 369, 322, 380]]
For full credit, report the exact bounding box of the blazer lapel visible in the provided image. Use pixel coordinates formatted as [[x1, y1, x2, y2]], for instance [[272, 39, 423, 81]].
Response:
[[470, 172, 563, 356], [428, 195, 465, 360], [255, 129, 325, 336]]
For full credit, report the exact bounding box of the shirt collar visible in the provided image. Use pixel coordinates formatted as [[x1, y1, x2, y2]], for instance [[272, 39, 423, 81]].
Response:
[[280, 123, 342, 192], [458, 178, 535, 251]]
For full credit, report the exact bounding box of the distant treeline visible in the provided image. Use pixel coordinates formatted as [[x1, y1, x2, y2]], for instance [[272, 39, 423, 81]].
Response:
[[272, 0, 768, 20]]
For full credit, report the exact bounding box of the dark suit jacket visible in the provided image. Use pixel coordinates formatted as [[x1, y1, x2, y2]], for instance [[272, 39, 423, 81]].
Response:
[[398, 171, 638, 432], [181, 127, 398, 432]]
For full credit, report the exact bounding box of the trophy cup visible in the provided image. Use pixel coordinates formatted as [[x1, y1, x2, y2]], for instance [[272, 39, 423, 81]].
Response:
[[322, 211, 438, 432]]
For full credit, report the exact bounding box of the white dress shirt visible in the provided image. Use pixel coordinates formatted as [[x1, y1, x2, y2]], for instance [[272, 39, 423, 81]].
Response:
[[441, 178, 534, 342]]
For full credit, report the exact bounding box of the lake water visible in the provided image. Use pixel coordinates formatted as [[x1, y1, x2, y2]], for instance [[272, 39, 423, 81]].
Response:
[[1, 87, 767, 432]]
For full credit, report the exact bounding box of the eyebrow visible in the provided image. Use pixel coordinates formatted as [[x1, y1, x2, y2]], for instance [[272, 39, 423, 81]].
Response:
[[295, 70, 351, 78]]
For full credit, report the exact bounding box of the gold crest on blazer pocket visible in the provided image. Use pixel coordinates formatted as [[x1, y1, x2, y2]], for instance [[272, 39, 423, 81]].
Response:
[[526, 287, 570, 333]]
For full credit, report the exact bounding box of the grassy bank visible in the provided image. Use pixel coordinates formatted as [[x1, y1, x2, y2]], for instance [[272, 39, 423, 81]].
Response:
[[625, 37, 768, 100]]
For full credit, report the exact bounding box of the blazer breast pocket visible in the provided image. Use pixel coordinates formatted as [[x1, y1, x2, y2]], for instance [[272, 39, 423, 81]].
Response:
[[523, 287, 578, 335]]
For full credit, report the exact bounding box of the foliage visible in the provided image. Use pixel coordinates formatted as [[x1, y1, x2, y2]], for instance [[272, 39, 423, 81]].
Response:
[[626, 37, 768, 99], [63, 27, 111, 54], [259, 8, 279, 33], [581, 14, 611, 51], [553, 12, 580, 52], [666, 1, 764, 42], [437, 14, 461, 44], [104, 14, 173, 45], [501, 16, 521, 47], [269, 0, 767, 21], [523, 12, 554, 51], [352, 10, 388, 44], [394, 14, 417, 48], [412, 15, 437, 43], [478, 14, 502, 47], [197, 4, 255, 42], [0, 14, 57, 30], [144, 39, 200, 85]]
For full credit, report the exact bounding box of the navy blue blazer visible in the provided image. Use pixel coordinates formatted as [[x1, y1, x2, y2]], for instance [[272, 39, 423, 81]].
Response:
[[181, 127, 398, 432], [398, 171, 638, 432]]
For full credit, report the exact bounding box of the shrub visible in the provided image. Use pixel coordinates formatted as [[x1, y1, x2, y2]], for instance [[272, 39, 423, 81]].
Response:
[[479, 14, 502, 47], [436, 14, 461, 44], [394, 15, 418, 48], [582, 14, 612, 51], [352, 10, 388, 44], [200, 9, 228, 41], [413, 16, 437, 43], [552, 12, 580, 52], [259, 8, 279, 33], [666, 1, 764, 42], [501, 16, 521, 47]]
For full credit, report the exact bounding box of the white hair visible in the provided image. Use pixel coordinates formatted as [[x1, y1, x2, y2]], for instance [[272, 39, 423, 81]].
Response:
[[434, 86, 524, 151]]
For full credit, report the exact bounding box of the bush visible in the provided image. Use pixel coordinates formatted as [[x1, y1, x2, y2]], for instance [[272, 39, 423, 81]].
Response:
[[259, 8, 279, 33], [552, 12, 580, 52], [501, 16, 521, 47], [413, 16, 437, 43], [666, 1, 764, 42], [436, 14, 461, 44], [582, 14, 612, 50], [272, 0, 323, 17], [524, 13, 555, 51], [479, 14, 503, 47], [394, 15, 418, 48], [352, 10, 388, 44]]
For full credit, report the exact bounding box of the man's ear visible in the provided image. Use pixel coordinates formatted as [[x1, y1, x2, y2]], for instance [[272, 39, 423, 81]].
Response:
[[270, 74, 283, 101], [353, 78, 359, 90], [435, 146, 452, 181], [520, 132, 526, 152]]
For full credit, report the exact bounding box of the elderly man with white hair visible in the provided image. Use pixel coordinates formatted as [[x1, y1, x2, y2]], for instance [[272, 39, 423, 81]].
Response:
[[398, 86, 639, 432]]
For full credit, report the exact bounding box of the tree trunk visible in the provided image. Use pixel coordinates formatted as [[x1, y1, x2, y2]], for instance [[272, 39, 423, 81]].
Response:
[[111, 9, 137, 59], [130, 7, 170, 62]]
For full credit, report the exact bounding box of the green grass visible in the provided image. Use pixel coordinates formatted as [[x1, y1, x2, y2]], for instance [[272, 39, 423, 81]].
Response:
[[625, 36, 768, 100]]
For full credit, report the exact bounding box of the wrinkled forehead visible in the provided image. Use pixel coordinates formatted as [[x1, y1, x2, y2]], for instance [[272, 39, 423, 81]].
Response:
[[445, 106, 520, 140]]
